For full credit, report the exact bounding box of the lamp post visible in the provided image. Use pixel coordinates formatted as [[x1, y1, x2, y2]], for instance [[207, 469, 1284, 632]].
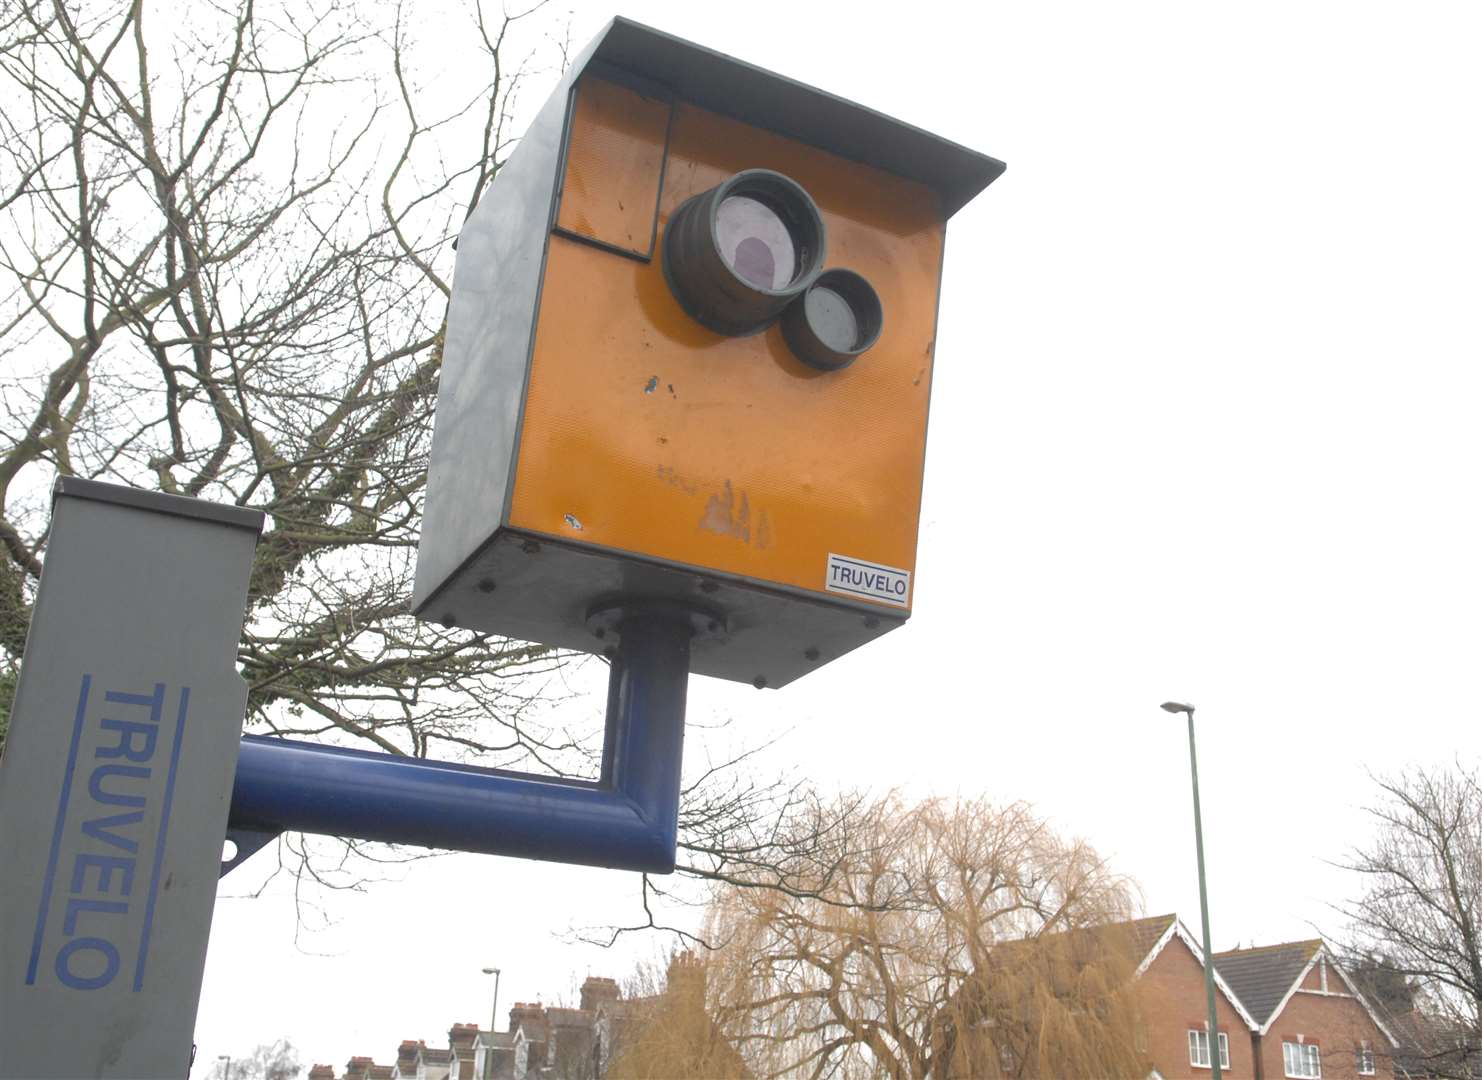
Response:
[[1162, 700, 1222, 1080], [481, 966, 501, 1080], [217, 1055, 232, 1080]]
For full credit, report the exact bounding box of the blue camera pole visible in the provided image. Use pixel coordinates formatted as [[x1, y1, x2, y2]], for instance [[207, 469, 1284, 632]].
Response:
[[226, 601, 709, 874]]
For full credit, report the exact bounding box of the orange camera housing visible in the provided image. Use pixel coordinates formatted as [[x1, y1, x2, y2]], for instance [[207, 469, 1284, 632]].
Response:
[[413, 20, 1003, 687]]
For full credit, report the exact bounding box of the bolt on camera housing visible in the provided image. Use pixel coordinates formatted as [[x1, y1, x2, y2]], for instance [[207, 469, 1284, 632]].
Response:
[[663, 169, 826, 336]]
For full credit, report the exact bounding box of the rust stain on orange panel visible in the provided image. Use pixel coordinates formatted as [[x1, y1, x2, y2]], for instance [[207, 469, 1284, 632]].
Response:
[[555, 77, 670, 257], [512, 101, 945, 605]]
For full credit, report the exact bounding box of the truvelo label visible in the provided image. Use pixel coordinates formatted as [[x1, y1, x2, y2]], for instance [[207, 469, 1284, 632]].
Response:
[[28, 677, 188, 993], [825, 553, 911, 608]]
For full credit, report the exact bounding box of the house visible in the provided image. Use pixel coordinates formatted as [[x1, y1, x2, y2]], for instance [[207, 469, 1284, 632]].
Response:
[[321, 1027, 485, 1080], [322, 974, 675, 1080], [1118, 918, 1407, 1080], [411, 1042, 452, 1080], [446, 1022, 480, 1080], [1214, 939, 1401, 1080], [929, 914, 1400, 1080], [925, 912, 1253, 1077], [1128, 914, 1261, 1079], [338, 1058, 394, 1080], [471, 1027, 516, 1080]]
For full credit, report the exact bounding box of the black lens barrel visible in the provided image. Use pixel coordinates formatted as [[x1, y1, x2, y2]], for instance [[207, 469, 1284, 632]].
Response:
[[664, 169, 885, 370], [781, 269, 884, 372], [663, 170, 825, 336]]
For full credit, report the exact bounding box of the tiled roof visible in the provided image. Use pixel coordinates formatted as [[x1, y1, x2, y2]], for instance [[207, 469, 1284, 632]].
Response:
[[1213, 939, 1322, 1027], [985, 913, 1176, 971], [1121, 913, 1177, 965], [514, 1020, 550, 1042]]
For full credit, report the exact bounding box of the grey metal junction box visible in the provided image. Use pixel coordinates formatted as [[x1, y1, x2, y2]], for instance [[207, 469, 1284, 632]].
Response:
[[0, 479, 262, 1079]]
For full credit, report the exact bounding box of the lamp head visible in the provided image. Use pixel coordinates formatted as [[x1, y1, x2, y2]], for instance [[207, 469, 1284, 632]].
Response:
[[1160, 701, 1194, 715], [482, 966, 500, 975]]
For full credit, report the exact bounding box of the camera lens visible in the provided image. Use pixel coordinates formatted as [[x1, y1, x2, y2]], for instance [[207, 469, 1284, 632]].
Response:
[[802, 285, 861, 351], [781, 269, 883, 371], [663, 170, 825, 336], [715, 195, 799, 291]]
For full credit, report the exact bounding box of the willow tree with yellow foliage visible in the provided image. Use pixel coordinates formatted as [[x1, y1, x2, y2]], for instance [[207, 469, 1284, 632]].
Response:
[[696, 794, 1150, 1080], [602, 952, 750, 1080]]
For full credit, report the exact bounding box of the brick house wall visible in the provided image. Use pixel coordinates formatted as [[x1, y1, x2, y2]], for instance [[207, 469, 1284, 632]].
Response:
[[1255, 966, 1393, 1080], [1138, 930, 1257, 1080], [1216, 943, 1398, 1080]]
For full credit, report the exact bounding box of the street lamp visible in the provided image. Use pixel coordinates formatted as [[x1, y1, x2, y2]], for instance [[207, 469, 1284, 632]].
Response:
[[1161, 700, 1222, 1080], [481, 966, 501, 1080], [217, 1055, 232, 1080]]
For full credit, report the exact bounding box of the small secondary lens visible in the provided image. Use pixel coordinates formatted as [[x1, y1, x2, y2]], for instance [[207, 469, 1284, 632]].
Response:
[[803, 286, 860, 352], [781, 268, 883, 371]]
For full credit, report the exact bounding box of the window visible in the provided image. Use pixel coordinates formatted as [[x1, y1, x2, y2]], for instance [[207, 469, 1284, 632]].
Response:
[[1283, 1041, 1321, 1079], [1189, 1029, 1230, 1070], [1356, 1042, 1375, 1076]]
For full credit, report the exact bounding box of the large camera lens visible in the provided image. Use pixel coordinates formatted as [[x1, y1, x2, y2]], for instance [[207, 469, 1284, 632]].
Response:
[[664, 170, 825, 336], [715, 195, 799, 290]]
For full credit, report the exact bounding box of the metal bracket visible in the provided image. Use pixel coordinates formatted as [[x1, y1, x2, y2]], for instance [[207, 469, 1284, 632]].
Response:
[[225, 598, 705, 873], [219, 827, 281, 878]]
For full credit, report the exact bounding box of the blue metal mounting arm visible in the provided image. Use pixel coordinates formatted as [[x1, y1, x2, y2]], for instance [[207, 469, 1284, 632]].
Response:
[[226, 606, 692, 874]]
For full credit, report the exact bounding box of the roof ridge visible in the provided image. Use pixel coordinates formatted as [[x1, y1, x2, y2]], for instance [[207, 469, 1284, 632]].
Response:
[[1214, 938, 1322, 958]]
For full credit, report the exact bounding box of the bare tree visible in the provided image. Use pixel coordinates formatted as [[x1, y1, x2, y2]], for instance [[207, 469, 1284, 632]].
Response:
[[0, 0, 595, 890], [0, 0, 573, 750], [1336, 763, 1482, 1078], [0, 0, 851, 915], [696, 794, 1147, 1080], [204, 1039, 301, 1080]]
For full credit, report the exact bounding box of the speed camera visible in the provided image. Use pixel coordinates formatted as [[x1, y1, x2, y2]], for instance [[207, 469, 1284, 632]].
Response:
[[413, 18, 1005, 688]]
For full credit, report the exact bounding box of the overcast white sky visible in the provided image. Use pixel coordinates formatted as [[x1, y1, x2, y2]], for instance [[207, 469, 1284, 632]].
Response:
[[194, 0, 1482, 1070]]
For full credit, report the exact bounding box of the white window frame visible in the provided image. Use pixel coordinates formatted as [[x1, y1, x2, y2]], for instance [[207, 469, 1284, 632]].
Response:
[[1189, 1029, 1230, 1070], [1283, 1040, 1321, 1079], [1356, 1041, 1375, 1076]]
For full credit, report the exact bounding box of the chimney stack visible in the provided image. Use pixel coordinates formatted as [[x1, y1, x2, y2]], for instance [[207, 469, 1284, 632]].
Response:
[[580, 976, 621, 1012]]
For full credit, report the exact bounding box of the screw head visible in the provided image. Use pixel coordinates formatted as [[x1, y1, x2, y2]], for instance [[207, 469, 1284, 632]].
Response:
[[804, 646, 820, 662], [752, 675, 767, 689], [477, 578, 496, 593], [864, 615, 880, 629]]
